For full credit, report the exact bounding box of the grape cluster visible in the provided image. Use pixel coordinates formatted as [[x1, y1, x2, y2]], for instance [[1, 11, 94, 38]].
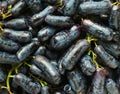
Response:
[[0, 0, 120, 94]]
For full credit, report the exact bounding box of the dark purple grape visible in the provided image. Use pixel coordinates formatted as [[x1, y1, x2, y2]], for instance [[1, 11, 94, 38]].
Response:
[[13, 73, 41, 94], [63, 84, 75, 94], [99, 41, 120, 58], [50, 25, 81, 50], [38, 26, 56, 42], [67, 70, 87, 94], [30, 6, 56, 27], [45, 15, 74, 27], [0, 37, 20, 52], [82, 19, 113, 41], [10, 0, 26, 16], [30, 64, 46, 78], [4, 18, 29, 30], [79, 0, 112, 15], [88, 68, 108, 94], [34, 46, 46, 56], [80, 55, 96, 76], [24, 0, 42, 13], [109, 5, 120, 30], [94, 45, 119, 69], [59, 0, 79, 16], [0, 51, 20, 64], [58, 39, 90, 74], [2, 29, 32, 43], [34, 55, 61, 85], [105, 78, 120, 94], [17, 42, 38, 61]]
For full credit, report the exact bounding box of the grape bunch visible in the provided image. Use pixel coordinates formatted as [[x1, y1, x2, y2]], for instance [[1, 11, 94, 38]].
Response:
[[0, 0, 120, 94]]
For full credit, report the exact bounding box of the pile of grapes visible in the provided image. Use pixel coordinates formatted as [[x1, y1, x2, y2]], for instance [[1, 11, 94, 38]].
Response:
[[0, 0, 120, 94]]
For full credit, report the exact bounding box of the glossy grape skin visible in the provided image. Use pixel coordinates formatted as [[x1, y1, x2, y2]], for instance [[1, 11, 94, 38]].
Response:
[[63, 84, 75, 94], [2, 29, 32, 43], [4, 18, 29, 30], [67, 70, 87, 94], [30, 6, 56, 27], [82, 19, 113, 41], [17, 42, 38, 61], [94, 45, 119, 69], [34, 46, 58, 59], [24, 0, 42, 13], [34, 55, 61, 85], [0, 51, 20, 64], [99, 41, 120, 58], [38, 26, 56, 42], [30, 64, 46, 78], [0, 37, 20, 52], [10, 0, 26, 16], [34, 46, 46, 56], [59, 0, 79, 16], [109, 5, 120, 30], [88, 68, 108, 94], [80, 55, 96, 76], [105, 78, 120, 94], [45, 15, 74, 27], [13, 73, 41, 94], [50, 25, 81, 50], [58, 39, 90, 74], [79, 0, 112, 15]]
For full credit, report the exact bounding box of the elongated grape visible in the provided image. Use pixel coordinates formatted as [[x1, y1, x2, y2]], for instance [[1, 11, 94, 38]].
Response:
[[34, 55, 61, 85], [88, 68, 107, 94], [24, 0, 42, 13], [2, 29, 32, 43], [45, 15, 74, 27], [11, 0, 26, 16], [99, 41, 120, 58], [58, 39, 90, 73], [38, 26, 56, 42], [0, 51, 20, 64], [0, 37, 20, 52], [30, 6, 56, 27], [13, 73, 41, 94], [82, 19, 113, 41], [50, 25, 81, 50], [60, 0, 79, 16], [17, 42, 38, 61], [94, 45, 119, 69], [4, 18, 29, 30], [109, 5, 120, 30], [105, 78, 120, 94], [79, 0, 112, 15]]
